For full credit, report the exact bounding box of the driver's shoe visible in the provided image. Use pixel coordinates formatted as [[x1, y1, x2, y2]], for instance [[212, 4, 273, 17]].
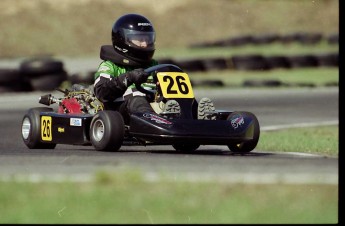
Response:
[[198, 97, 216, 120], [161, 100, 181, 118]]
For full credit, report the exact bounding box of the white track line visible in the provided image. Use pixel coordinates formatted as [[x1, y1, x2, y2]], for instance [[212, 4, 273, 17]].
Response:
[[261, 120, 338, 131], [0, 172, 338, 185]]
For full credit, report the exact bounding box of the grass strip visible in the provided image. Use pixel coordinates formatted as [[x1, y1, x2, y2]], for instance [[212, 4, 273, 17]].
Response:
[[0, 171, 338, 224], [257, 125, 338, 157]]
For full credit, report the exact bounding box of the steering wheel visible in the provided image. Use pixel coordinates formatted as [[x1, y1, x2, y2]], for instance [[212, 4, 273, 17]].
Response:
[[135, 64, 183, 99]]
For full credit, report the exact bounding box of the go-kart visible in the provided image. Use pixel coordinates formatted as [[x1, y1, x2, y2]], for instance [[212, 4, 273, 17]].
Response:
[[21, 64, 260, 152]]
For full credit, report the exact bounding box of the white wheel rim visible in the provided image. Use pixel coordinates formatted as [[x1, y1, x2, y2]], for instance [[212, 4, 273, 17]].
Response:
[[92, 119, 105, 142], [21, 117, 31, 140]]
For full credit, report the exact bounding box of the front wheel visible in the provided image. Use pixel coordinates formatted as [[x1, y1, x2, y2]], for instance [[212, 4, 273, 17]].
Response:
[[21, 107, 57, 149], [90, 111, 124, 151], [227, 111, 260, 153]]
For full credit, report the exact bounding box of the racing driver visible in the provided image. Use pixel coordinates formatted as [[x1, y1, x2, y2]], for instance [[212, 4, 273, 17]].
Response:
[[93, 13, 215, 122]]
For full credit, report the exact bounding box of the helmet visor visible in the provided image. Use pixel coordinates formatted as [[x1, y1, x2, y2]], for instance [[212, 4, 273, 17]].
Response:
[[123, 29, 155, 49]]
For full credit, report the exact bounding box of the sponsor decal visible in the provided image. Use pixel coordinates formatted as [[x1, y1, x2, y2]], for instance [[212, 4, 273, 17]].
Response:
[[143, 113, 172, 125], [70, 118, 82, 126], [58, 127, 65, 133], [230, 114, 244, 129], [138, 22, 151, 26], [114, 45, 128, 53]]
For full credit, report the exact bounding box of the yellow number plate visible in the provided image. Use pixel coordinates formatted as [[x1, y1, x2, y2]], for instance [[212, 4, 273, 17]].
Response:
[[157, 72, 194, 98], [41, 116, 52, 141]]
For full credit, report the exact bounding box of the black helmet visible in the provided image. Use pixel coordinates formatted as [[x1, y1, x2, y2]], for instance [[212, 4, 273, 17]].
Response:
[[112, 14, 155, 64]]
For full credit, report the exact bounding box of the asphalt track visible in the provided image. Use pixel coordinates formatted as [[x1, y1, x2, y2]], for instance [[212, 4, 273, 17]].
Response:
[[0, 86, 339, 184]]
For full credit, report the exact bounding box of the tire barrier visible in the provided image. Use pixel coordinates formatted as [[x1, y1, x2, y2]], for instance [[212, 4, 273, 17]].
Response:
[[202, 57, 231, 71], [314, 53, 339, 67], [0, 68, 32, 92], [19, 57, 64, 76], [243, 79, 283, 87], [265, 56, 291, 69], [69, 71, 96, 85], [251, 34, 281, 45], [191, 79, 224, 87], [190, 32, 338, 48], [190, 35, 254, 48], [327, 33, 338, 44], [158, 52, 338, 73], [286, 55, 319, 68], [19, 57, 68, 91], [0, 50, 338, 93], [231, 55, 271, 71], [242, 79, 322, 88], [280, 32, 323, 45], [174, 59, 206, 72], [0, 57, 68, 93]]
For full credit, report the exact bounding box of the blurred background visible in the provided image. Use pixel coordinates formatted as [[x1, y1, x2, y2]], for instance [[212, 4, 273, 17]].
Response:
[[0, 0, 339, 91], [0, 0, 339, 57]]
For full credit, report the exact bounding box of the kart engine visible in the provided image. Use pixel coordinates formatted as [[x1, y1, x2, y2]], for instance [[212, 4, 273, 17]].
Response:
[[39, 85, 103, 114]]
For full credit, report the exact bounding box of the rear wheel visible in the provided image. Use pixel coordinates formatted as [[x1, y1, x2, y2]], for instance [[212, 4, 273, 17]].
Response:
[[90, 111, 124, 151], [227, 111, 260, 153], [21, 107, 57, 149]]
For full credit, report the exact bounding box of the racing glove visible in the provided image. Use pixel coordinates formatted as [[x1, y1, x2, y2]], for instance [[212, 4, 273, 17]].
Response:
[[124, 68, 150, 86], [94, 69, 150, 102]]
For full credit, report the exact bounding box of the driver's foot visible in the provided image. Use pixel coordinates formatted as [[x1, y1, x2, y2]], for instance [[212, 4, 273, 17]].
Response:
[[161, 100, 181, 118], [198, 97, 216, 120]]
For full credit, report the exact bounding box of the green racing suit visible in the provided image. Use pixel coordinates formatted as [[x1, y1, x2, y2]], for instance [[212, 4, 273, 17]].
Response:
[[93, 59, 158, 104]]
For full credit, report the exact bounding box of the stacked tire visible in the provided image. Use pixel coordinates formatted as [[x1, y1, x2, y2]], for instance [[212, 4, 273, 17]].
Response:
[[0, 68, 32, 93], [19, 57, 68, 91], [69, 70, 96, 85], [231, 55, 271, 71]]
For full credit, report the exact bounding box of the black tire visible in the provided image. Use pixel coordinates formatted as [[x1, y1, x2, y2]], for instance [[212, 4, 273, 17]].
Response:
[[327, 33, 338, 45], [0, 68, 32, 92], [296, 32, 322, 45], [280, 32, 301, 44], [174, 59, 206, 72], [227, 111, 260, 153], [68, 71, 96, 85], [90, 111, 124, 151], [157, 58, 176, 64], [231, 55, 270, 71], [0, 69, 21, 84], [202, 58, 228, 71], [201, 80, 224, 87], [30, 72, 68, 91], [227, 35, 254, 47], [243, 79, 282, 87], [287, 55, 318, 68], [314, 53, 338, 67], [173, 143, 200, 152], [265, 56, 291, 69], [19, 57, 64, 76], [191, 79, 224, 87], [251, 33, 280, 45], [21, 107, 56, 149]]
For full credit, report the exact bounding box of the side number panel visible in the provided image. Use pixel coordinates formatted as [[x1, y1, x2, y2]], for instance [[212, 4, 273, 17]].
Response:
[[157, 72, 194, 99], [41, 116, 52, 141]]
